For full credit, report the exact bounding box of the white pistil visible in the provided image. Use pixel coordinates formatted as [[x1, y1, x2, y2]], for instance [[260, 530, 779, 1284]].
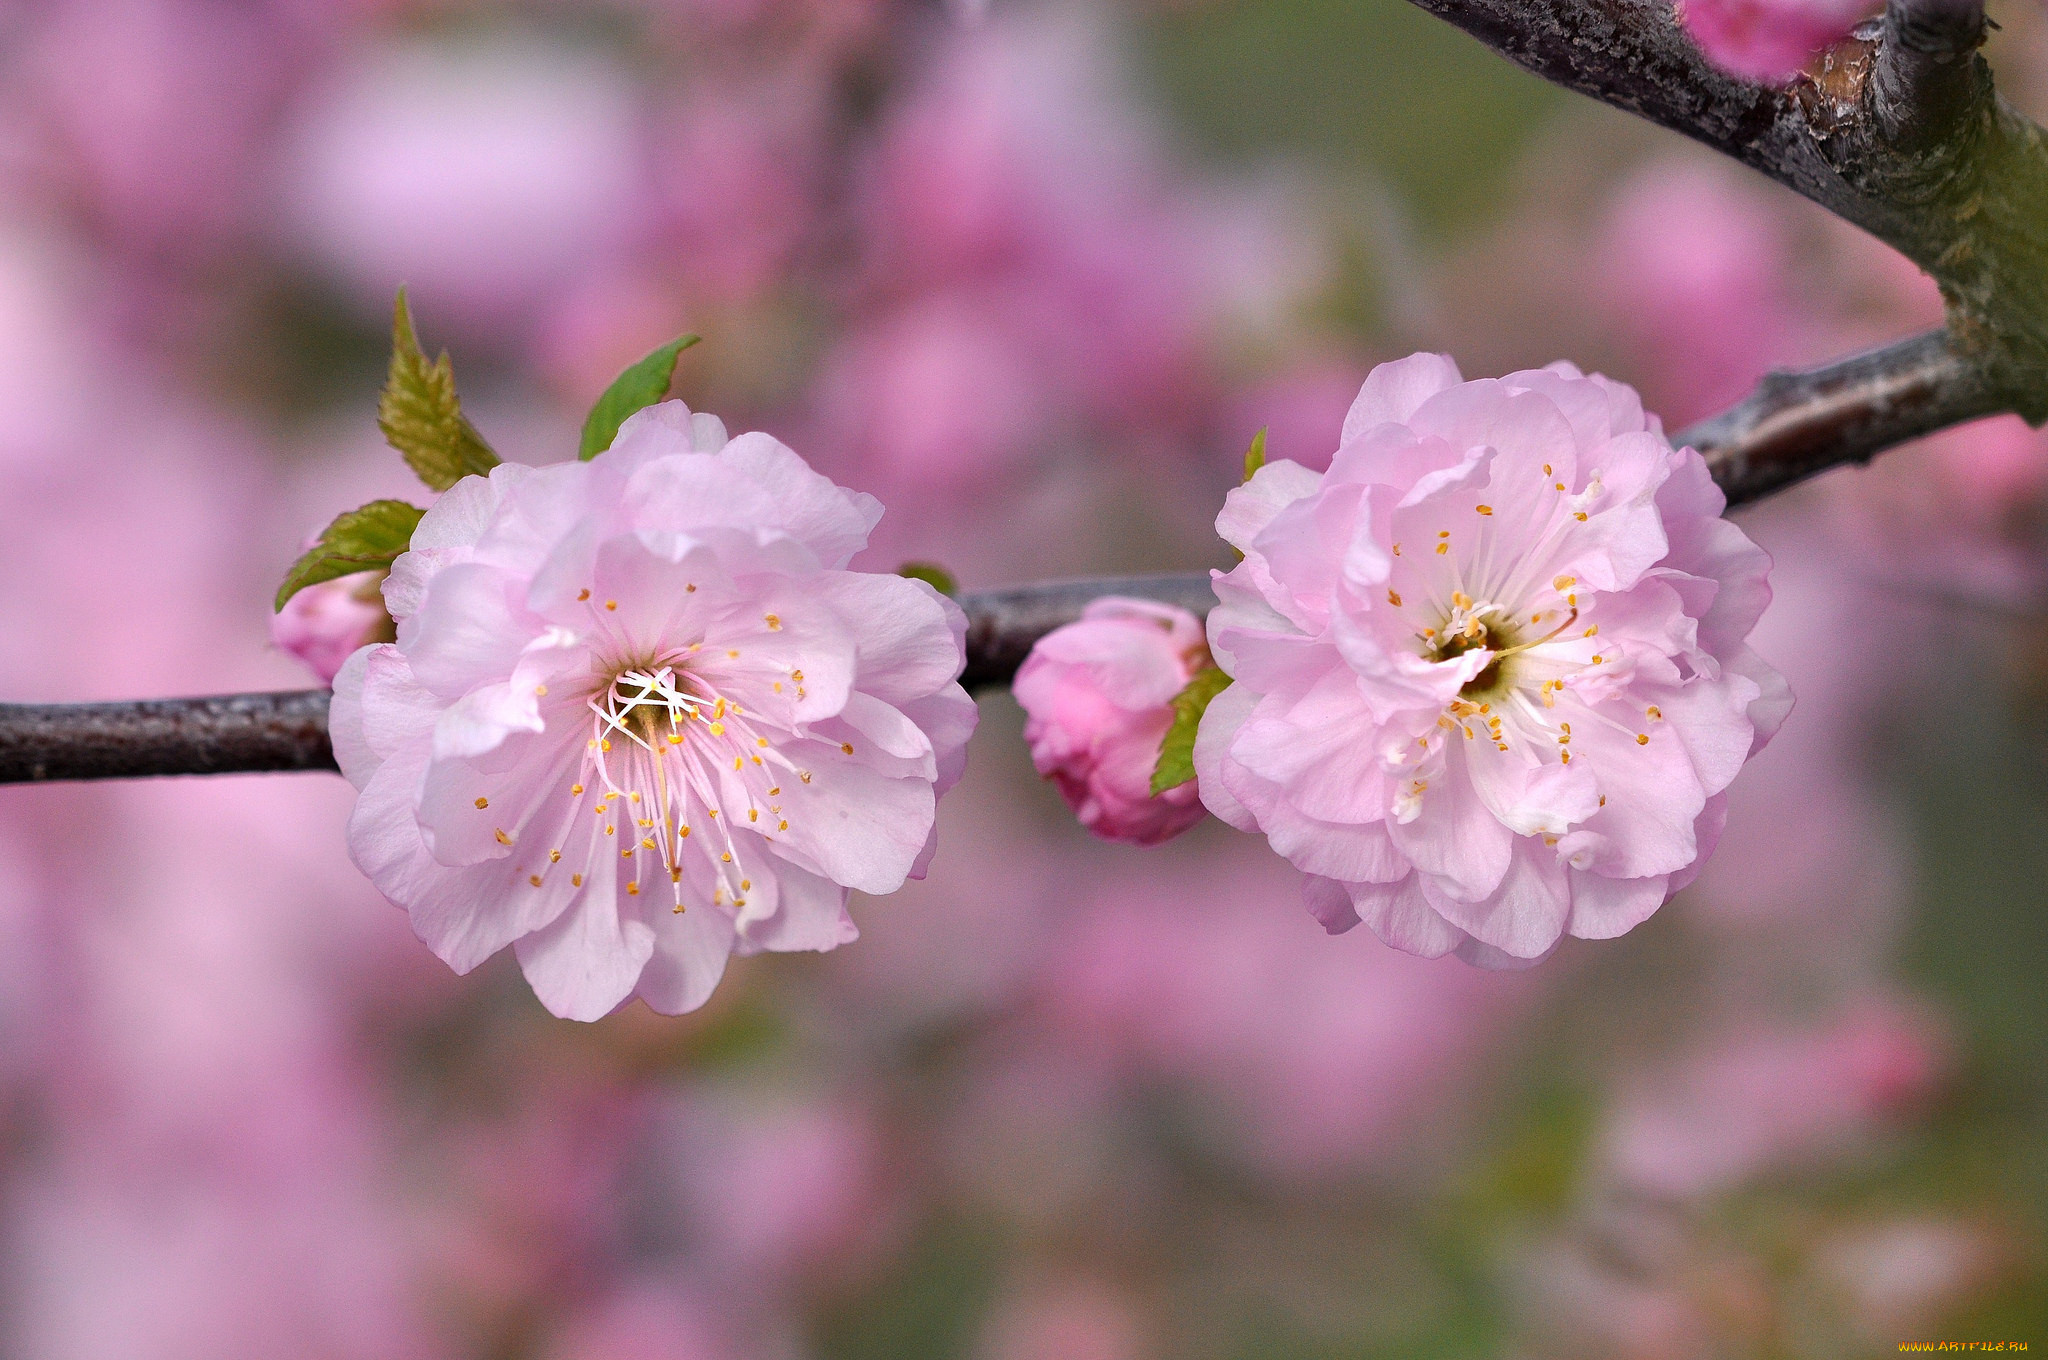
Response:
[[583, 659, 803, 914]]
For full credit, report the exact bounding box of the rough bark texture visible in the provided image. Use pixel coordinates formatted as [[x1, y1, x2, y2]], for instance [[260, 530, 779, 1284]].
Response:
[[1409, 0, 2048, 428], [1679, 328, 2007, 504], [0, 691, 336, 783]]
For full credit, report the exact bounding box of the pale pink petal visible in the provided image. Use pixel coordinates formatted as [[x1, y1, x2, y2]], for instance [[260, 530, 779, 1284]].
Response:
[[513, 852, 656, 1022], [1348, 875, 1467, 957], [1339, 350, 1463, 442]]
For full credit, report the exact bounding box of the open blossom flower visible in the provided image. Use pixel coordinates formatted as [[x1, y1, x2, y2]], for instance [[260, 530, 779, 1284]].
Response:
[[329, 402, 977, 1020], [272, 570, 391, 684], [1195, 354, 1790, 967], [1013, 597, 1209, 846]]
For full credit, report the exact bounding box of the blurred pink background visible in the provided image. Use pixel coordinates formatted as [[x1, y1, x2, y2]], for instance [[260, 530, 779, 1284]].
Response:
[[0, 0, 2044, 1354]]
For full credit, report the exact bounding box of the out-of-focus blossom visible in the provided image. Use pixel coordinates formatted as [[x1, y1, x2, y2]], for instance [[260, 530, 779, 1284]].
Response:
[[815, 293, 1045, 490], [1601, 997, 1945, 1199], [1014, 597, 1211, 846], [1680, 0, 1876, 83], [638, 1090, 887, 1286], [272, 570, 391, 685], [9, 0, 345, 260], [331, 402, 976, 1019], [1045, 856, 1510, 1178], [544, 1282, 737, 1360], [1816, 1218, 2010, 1338], [1688, 518, 1919, 962], [0, 217, 95, 457], [279, 38, 643, 334], [819, 7, 1302, 499], [1927, 415, 2048, 522], [1197, 354, 1790, 966], [652, 83, 823, 306], [5, 771, 436, 1360], [1226, 359, 1368, 475], [1512, 1231, 1738, 1360], [7, 1125, 433, 1360], [979, 1277, 1149, 1360], [1594, 161, 1813, 424]]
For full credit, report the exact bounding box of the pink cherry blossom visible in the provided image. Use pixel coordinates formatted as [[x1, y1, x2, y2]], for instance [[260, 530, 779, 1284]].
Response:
[[1013, 597, 1210, 847], [1680, 0, 1876, 83], [1195, 353, 1791, 966], [329, 400, 977, 1020], [272, 570, 390, 684]]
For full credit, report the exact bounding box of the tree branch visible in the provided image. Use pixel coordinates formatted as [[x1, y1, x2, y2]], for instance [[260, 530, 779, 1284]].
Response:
[[1407, 0, 2048, 423], [0, 578, 1225, 784], [0, 691, 336, 783], [7, 0, 2045, 786], [1678, 327, 2006, 504]]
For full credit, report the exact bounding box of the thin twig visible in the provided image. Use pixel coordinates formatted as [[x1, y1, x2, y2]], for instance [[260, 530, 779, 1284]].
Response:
[[0, 691, 336, 783], [1678, 328, 2006, 504], [0, 579, 1224, 784]]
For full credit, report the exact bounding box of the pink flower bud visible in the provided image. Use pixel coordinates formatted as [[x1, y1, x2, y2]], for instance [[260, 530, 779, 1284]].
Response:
[[270, 572, 389, 685], [1014, 598, 1210, 847]]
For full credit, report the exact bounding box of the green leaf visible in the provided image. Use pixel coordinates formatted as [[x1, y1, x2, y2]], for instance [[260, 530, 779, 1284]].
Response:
[[578, 333, 702, 460], [1150, 663, 1232, 796], [1242, 426, 1268, 483], [379, 289, 500, 492], [275, 499, 425, 612], [897, 561, 958, 596]]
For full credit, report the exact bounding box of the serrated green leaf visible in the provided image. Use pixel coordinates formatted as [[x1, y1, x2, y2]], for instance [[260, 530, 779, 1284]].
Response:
[[275, 499, 425, 612], [1242, 426, 1268, 483], [897, 561, 958, 596], [1150, 663, 1231, 796], [379, 289, 500, 492], [579, 334, 702, 460]]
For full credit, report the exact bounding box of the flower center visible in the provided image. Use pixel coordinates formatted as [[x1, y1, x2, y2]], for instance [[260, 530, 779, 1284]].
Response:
[[582, 660, 799, 916], [1425, 592, 1524, 702]]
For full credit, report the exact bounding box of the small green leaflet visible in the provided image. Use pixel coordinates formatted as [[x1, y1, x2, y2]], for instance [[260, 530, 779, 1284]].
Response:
[[1242, 426, 1268, 483], [897, 561, 958, 596], [379, 289, 500, 492], [1150, 664, 1232, 796], [579, 334, 703, 460], [274, 499, 425, 612]]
